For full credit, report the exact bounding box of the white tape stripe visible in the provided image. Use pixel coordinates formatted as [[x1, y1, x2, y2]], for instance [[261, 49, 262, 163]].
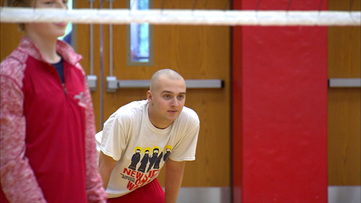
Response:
[[0, 8, 360, 26]]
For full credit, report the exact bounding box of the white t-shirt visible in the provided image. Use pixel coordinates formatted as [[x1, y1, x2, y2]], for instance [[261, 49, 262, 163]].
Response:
[[96, 100, 200, 198]]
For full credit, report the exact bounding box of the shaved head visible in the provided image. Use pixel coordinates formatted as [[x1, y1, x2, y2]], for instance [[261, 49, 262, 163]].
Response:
[[150, 69, 185, 93], [147, 69, 186, 129]]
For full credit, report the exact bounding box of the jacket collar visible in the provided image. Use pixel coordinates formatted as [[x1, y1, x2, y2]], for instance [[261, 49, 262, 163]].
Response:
[[16, 36, 82, 65]]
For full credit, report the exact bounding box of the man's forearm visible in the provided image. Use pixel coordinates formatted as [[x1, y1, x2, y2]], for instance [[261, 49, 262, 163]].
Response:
[[165, 160, 186, 203], [99, 168, 111, 190], [98, 151, 118, 189]]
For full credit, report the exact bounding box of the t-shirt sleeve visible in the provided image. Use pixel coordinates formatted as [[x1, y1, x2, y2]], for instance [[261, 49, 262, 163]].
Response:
[[169, 110, 200, 162], [99, 114, 128, 161]]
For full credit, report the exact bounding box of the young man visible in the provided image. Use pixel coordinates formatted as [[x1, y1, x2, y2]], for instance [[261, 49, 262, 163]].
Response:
[[0, 0, 106, 202], [97, 69, 200, 203]]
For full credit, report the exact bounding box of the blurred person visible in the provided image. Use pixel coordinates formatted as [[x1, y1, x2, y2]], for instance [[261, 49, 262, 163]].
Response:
[[0, 0, 106, 202]]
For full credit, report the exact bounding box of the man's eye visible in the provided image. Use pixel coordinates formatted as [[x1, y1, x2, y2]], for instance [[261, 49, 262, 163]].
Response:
[[164, 95, 170, 99], [178, 95, 184, 99]]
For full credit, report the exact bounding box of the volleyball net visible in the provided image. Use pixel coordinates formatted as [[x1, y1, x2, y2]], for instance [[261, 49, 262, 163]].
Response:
[[0, 7, 360, 26]]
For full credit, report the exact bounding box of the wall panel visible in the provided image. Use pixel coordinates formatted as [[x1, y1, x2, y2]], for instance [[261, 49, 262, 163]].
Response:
[[0, 23, 22, 61], [76, 0, 231, 187], [328, 0, 361, 186]]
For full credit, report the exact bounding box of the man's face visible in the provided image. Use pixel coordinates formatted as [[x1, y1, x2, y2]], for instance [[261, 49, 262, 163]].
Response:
[[148, 76, 186, 128]]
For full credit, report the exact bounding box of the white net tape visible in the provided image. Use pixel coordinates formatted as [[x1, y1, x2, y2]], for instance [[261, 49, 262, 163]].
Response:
[[0, 8, 360, 26]]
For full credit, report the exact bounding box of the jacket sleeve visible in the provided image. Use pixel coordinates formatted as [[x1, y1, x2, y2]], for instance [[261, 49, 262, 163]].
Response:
[[0, 61, 46, 202], [79, 64, 107, 203]]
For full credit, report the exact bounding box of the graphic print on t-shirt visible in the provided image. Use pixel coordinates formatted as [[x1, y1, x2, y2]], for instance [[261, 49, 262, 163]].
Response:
[[122, 145, 173, 191], [128, 147, 142, 170], [137, 147, 151, 172]]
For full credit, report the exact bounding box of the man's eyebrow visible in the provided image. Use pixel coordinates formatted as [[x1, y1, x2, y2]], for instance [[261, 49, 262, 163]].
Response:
[[161, 91, 186, 95]]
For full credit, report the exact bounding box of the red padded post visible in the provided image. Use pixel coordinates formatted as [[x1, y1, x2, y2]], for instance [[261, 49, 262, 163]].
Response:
[[232, 0, 328, 202]]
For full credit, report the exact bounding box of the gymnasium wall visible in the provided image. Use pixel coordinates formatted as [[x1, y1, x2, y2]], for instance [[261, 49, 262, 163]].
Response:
[[0, 0, 359, 196], [75, 0, 231, 188], [232, 0, 328, 202], [232, 0, 360, 202], [0, 0, 231, 189], [327, 0, 361, 186]]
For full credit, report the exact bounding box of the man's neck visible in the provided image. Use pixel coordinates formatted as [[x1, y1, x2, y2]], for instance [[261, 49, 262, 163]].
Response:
[[148, 106, 172, 130]]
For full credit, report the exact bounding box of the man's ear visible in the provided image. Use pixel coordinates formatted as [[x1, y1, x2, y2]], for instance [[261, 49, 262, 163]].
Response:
[[147, 90, 153, 103]]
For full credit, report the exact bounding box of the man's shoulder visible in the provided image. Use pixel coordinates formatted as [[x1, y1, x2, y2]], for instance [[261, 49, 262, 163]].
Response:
[[181, 106, 199, 116], [113, 100, 148, 119], [178, 106, 200, 124]]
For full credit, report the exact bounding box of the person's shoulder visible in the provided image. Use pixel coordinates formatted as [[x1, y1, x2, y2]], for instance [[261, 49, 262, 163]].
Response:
[[179, 106, 200, 124], [0, 49, 27, 81], [103, 100, 147, 132], [118, 100, 147, 112], [113, 100, 148, 120], [56, 40, 83, 66], [181, 106, 199, 117]]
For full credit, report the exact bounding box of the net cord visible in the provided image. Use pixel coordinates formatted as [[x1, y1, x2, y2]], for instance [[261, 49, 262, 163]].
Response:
[[0, 8, 360, 26]]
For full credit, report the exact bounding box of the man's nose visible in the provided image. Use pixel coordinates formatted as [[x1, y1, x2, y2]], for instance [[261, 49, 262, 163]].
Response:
[[171, 97, 179, 107]]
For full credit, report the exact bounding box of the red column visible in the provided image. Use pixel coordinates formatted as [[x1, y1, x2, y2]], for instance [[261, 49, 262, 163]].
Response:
[[232, 0, 328, 202]]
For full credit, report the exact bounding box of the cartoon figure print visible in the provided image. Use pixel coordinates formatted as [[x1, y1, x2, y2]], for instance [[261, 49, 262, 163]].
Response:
[[122, 145, 173, 191], [163, 147, 171, 162], [128, 147, 142, 170], [127, 145, 173, 173], [137, 148, 150, 173], [153, 145, 172, 169], [147, 147, 160, 172]]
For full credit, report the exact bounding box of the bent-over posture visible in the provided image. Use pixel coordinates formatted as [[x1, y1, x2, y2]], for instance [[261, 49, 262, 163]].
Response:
[[97, 69, 200, 203]]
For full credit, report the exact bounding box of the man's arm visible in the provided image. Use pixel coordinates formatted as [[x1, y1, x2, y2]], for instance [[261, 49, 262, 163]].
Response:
[[165, 159, 186, 203], [98, 151, 118, 189]]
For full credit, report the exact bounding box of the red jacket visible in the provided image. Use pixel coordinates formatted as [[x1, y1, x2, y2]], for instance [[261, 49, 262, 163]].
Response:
[[0, 37, 106, 202]]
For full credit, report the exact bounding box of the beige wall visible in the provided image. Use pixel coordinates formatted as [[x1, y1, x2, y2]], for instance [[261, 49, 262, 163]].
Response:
[[75, 0, 231, 187], [1, 0, 360, 187], [328, 0, 361, 186]]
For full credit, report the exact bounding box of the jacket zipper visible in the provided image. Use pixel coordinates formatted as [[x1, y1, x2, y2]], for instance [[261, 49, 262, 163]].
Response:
[[62, 83, 67, 96], [49, 63, 67, 97]]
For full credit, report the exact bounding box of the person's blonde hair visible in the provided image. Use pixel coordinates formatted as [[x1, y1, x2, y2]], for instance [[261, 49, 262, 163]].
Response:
[[5, 0, 34, 31]]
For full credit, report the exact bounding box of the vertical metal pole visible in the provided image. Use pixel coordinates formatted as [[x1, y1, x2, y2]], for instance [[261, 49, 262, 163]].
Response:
[[100, 0, 104, 129], [108, 0, 114, 76], [88, 0, 94, 75]]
